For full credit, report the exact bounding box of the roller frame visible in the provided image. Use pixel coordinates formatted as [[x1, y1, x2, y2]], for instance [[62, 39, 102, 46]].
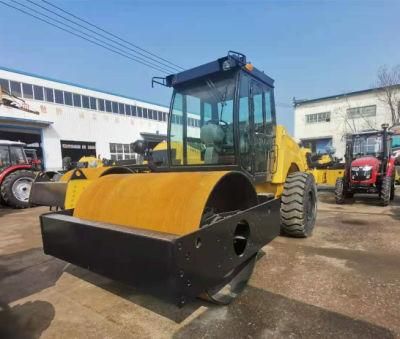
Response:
[[40, 198, 280, 306]]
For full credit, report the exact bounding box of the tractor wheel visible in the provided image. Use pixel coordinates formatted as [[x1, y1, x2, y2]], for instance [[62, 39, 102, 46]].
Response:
[[390, 180, 395, 201], [0, 170, 35, 209], [280, 172, 317, 238], [335, 177, 346, 204], [381, 176, 392, 206], [345, 192, 354, 198]]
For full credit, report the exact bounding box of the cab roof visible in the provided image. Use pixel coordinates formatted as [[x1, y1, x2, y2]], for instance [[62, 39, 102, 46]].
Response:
[[166, 52, 274, 88], [0, 140, 26, 146]]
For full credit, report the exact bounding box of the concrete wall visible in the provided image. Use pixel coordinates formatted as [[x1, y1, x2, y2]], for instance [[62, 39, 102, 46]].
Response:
[[0, 68, 169, 170], [294, 89, 398, 157]]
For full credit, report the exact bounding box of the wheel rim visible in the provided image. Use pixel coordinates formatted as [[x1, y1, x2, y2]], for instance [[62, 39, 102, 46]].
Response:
[[12, 177, 34, 202], [204, 254, 257, 305]]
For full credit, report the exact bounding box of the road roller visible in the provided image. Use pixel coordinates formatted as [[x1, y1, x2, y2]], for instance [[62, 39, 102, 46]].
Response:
[[40, 51, 317, 306]]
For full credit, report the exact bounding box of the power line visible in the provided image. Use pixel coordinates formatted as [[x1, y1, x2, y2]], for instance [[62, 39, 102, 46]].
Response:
[[0, 1, 171, 74], [13, 0, 173, 73], [41, 0, 184, 71], [25, 0, 181, 73]]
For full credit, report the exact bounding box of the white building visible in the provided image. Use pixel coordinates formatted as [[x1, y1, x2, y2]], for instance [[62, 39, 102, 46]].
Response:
[[294, 86, 400, 158], [0, 67, 172, 170]]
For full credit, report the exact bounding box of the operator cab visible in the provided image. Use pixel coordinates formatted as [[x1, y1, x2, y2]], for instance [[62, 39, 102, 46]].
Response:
[[0, 140, 28, 170], [351, 131, 390, 159], [161, 51, 276, 182]]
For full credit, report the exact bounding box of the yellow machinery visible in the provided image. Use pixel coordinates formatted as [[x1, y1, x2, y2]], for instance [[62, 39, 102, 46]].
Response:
[[39, 52, 318, 306], [300, 148, 345, 186], [308, 167, 345, 186], [29, 157, 132, 209]]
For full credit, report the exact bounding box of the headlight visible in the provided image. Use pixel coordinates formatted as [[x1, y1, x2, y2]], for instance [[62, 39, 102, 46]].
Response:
[[362, 165, 372, 171], [351, 166, 359, 171]]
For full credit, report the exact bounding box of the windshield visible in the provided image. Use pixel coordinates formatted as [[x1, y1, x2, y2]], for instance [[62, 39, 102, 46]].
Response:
[[0, 146, 11, 169], [169, 71, 237, 166], [353, 135, 382, 156]]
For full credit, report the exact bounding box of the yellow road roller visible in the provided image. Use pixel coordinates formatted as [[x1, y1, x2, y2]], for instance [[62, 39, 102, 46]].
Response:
[[40, 52, 317, 306]]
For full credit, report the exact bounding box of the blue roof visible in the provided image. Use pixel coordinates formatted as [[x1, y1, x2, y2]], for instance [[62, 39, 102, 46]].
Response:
[[0, 115, 53, 127], [294, 84, 400, 106], [0, 65, 169, 109]]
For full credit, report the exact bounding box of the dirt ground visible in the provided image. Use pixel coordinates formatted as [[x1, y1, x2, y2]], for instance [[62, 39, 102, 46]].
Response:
[[0, 189, 399, 338]]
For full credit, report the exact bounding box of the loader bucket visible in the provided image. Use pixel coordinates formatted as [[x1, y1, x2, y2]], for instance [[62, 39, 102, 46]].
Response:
[[29, 171, 68, 208], [30, 167, 133, 209]]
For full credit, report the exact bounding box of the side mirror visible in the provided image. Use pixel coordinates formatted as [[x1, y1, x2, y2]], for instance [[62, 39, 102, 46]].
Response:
[[131, 140, 148, 155]]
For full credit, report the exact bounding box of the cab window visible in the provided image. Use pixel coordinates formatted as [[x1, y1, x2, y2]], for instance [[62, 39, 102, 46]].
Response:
[[0, 146, 10, 169], [169, 72, 236, 166], [10, 147, 26, 165], [238, 74, 251, 172]]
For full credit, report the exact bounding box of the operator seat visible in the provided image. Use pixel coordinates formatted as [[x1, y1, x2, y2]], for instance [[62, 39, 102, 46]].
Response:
[[200, 122, 225, 164]]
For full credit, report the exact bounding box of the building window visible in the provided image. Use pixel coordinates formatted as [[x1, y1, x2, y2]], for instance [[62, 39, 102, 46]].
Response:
[[44, 87, 54, 102], [98, 99, 105, 111], [131, 105, 137, 116], [112, 101, 119, 113], [0, 78, 9, 93], [143, 108, 148, 119], [64, 92, 73, 106], [82, 95, 90, 109], [10, 81, 22, 97], [109, 143, 136, 160], [118, 103, 125, 115], [347, 105, 376, 119], [125, 104, 131, 116], [105, 100, 112, 112], [73, 93, 81, 107], [33, 85, 44, 100], [163, 112, 167, 121], [305, 112, 331, 124], [90, 97, 97, 110], [22, 83, 33, 99], [54, 89, 64, 104]]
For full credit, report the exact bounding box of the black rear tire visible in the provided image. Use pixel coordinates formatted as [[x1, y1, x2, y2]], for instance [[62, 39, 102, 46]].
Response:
[[0, 170, 35, 209], [335, 177, 346, 204], [390, 181, 395, 201], [381, 176, 392, 206], [280, 172, 317, 238]]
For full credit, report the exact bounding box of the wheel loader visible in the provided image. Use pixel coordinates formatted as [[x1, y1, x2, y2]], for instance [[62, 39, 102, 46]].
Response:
[[39, 52, 317, 306], [302, 148, 345, 186], [30, 160, 134, 210]]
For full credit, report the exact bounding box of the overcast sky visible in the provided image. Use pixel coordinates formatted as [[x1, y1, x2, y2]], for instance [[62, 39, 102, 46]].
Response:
[[1, 0, 399, 133]]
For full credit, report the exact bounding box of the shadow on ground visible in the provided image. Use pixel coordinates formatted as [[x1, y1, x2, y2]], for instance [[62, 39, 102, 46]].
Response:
[[0, 206, 22, 217], [0, 301, 55, 339], [173, 286, 395, 339], [66, 264, 208, 323], [0, 248, 66, 304], [64, 250, 267, 323]]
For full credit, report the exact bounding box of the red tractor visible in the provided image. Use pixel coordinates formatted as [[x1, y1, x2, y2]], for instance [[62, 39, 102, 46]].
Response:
[[335, 124, 396, 206], [0, 140, 38, 208]]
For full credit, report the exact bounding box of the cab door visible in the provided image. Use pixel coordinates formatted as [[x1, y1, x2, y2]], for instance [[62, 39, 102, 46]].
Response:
[[250, 81, 268, 182]]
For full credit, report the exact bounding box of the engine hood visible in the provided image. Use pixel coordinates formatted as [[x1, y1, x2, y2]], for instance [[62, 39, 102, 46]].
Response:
[[351, 156, 380, 168]]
